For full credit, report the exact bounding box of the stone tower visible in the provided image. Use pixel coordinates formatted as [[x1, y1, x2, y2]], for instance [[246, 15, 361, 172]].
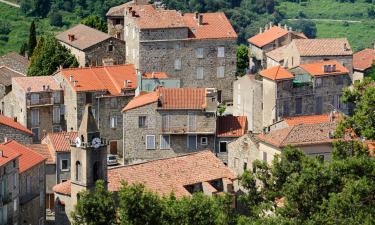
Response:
[[70, 104, 108, 205]]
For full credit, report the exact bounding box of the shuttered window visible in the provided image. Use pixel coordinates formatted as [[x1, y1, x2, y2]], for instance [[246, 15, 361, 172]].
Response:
[[146, 135, 156, 150], [196, 48, 204, 58], [217, 66, 225, 78], [196, 67, 204, 79], [217, 47, 225, 58], [174, 59, 181, 70], [188, 113, 196, 132], [160, 135, 170, 149], [31, 109, 39, 126]]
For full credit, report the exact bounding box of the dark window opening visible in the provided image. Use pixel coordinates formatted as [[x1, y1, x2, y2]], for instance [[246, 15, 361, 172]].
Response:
[[93, 162, 100, 182], [85, 92, 93, 104], [219, 142, 227, 152], [75, 161, 81, 181]]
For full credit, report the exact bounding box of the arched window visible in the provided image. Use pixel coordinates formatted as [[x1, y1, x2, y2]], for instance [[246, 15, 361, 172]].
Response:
[[75, 161, 81, 181], [93, 161, 100, 182]]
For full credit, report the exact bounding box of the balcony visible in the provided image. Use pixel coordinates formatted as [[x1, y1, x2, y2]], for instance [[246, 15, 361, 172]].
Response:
[[27, 97, 61, 108], [161, 125, 215, 134]]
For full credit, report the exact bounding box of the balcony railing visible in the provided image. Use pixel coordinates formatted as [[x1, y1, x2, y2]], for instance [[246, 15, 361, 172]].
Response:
[[27, 97, 61, 107], [161, 126, 215, 134]]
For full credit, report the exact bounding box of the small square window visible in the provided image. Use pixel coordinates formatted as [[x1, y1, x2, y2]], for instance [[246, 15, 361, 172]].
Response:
[[174, 59, 181, 70], [110, 116, 118, 128], [138, 116, 146, 128], [108, 45, 114, 52], [146, 135, 156, 150], [200, 137, 208, 145], [217, 47, 225, 58], [61, 159, 69, 171], [196, 48, 204, 58]]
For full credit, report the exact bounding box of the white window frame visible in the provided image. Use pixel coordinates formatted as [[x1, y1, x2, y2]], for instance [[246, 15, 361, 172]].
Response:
[[217, 47, 225, 58], [13, 198, 17, 212], [217, 66, 225, 78], [200, 137, 208, 145], [174, 58, 181, 70], [196, 48, 204, 58], [159, 135, 170, 150], [196, 67, 204, 79], [60, 159, 69, 172], [187, 135, 197, 150], [138, 116, 146, 128], [146, 135, 156, 150], [219, 141, 228, 153], [110, 115, 118, 128]]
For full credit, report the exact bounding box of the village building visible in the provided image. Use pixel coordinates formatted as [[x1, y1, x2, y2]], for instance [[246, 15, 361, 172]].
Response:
[[54, 64, 137, 156], [0, 114, 33, 144], [248, 23, 307, 72], [107, 1, 237, 102], [138, 72, 180, 92], [0, 66, 25, 100], [56, 24, 126, 67], [2, 76, 64, 142], [352, 48, 375, 82], [2, 140, 46, 225], [233, 60, 351, 131], [0, 52, 29, 75], [215, 115, 247, 164], [122, 87, 218, 165]]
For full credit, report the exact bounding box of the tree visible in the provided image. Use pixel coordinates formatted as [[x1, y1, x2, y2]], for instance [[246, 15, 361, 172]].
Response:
[[236, 45, 249, 76], [19, 42, 28, 56], [366, 61, 375, 81], [27, 36, 78, 76], [28, 21, 37, 58], [49, 11, 63, 27], [287, 20, 317, 38], [71, 180, 117, 225], [81, 15, 108, 33], [20, 0, 51, 17]]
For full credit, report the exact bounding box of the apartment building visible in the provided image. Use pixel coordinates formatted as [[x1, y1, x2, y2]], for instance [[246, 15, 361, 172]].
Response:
[[107, 1, 237, 102]]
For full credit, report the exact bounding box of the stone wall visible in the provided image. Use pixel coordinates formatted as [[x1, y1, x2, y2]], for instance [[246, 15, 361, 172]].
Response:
[[60, 42, 86, 67], [107, 17, 124, 40], [0, 124, 32, 144], [56, 152, 71, 185], [54, 193, 72, 225]]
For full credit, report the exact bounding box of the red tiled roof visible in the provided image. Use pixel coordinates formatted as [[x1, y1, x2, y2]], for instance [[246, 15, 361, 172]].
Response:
[[0, 144, 20, 167], [248, 26, 289, 47], [353, 48, 375, 71], [27, 144, 55, 164], [60, 64, 137, 96], [293, 38, 353, 56], [283, 114, 331, 126], [108, 151, 236, 197], [13, 76, 61, 93], [123, 88, 208, 111], [257, 122, 337, 148], [3, 140, 46, 173], [265, 45, 287, 62], [182, 12, 237, 39], [143, 72, 169, 79], [0, 114, 32, 135], [259, 66, 294, 80], [217, 116, 247, 137], [53, 180, 71, 196], [43, 132, 77, 153], [299, 60, 349, 76]]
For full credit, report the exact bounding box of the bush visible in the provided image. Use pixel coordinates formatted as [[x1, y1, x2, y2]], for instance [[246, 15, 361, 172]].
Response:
[[0, 35, 9, 42], [0, 21, 11, 35], [49, 12, 63, 27]]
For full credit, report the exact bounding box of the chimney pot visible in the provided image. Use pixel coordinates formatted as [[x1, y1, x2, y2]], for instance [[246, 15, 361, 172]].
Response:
[[259, 27, 263, 33], [0, 150, 3, 157], [198, 14, 203, 25], [43, 85, 45, 91]]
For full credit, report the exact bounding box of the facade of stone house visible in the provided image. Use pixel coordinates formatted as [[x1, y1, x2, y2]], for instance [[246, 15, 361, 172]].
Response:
[[0, 66, 25, 101], [248, 24, 307, 72], [56, 24, 126, 67], [137, 72, 180, 93], [284, 38, 353, 75], [3, 140, 46, 225], [0, 114, 33, 144], [107, 1, 237, 102], [2, 76, 65, 143], [54, 65, 137, 156], [0, 144, 20, 225], [122, 87, 218, 165], [352, 48, 375, 82]]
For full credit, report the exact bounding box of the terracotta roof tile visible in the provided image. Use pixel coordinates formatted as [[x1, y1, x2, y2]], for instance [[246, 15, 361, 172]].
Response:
[[0, 66, 25, 86], [3, 140, 46, 173], [217, 116, 247, 137], [60, 64, 137, 96], [265, 45, 287, 62], [122, 91, 159, 111], [53, 180, 71, 196], [353, 48, 375, 71], [107, 151, 236, 197], [299, 60, 349, 76], [293, 38, 353, 56], [248, 26, 289, 47], [283, 114, 331, 126], [27, 144, 55, 164], [0, 114, 33, 135], [143, 72, 169, 79], [0, 52, 29, 74], [13, 76, 61, 93], [43, 132, 77, 153], [106, 2, 130, 17], [56, 24, 113, 50], [0, 144, 20, 167], [259, 66, 294, 80]]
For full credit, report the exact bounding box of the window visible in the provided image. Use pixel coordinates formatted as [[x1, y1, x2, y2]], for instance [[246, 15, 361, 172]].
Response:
[[187, 135, 197, 150], [31, 109, 39, 126], [188, 113, 196, 132], [175, 43, 181, 50], [53, 126, 61, 133], [200, 137, 208, 145], [295, 98, 302, 115], [196, 67, 204, 79], [75, 161, 81, 181], [334, 95, 340, 109], [174, 58, 181, 70], [110, 116, 117, 128], [219, 141, 227, 152], [13, 198, 17, 212], [13, 173, 17, 189], [108, 44, 114, 52], [262, 151, 267, 162], [315, 78, 322, 87], [315, 96, 323, 114], [32, 128, 39, 141], [162, 114, 169, 131], [138, 116, 146, 128], [26, 176, 31, 194], [61, 159, 69, 171], [85, 92, 93, 104], [335, 76, 343, 85], [243, 162, 248, 171], [30, 93, 39, 105], [53, 106, 60, 124], [146, 135, 156, 150], [160, 135, 170, 149], [217, 66, 225, 78], [196, 48, 204, 58], [217, 47, 225, 58], [52, 92, 60, 104], [110, 98, 117, 108], [283, 101, 289, 117]]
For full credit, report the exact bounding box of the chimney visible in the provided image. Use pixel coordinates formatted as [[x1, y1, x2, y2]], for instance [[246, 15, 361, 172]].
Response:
[[332, 64, 336, 72], [70, 75, 74, 82], [13, 117, 17, 122], [3, 137, 7, 143], [284, 24, 288, 30], [195, 12, 199, 20], [259, 27, 263, 34], [343, 43, 350, 51], [47, 85, 50, 91], [73, 80, 78, 86], [269, 21, 273, 28], [0, 150, 3, 157], [289, 26, 292, 31], [43, 85, 46, 91], [152, 72, 155, 78], [198, 14, 203, 25], [264, 24, 268, 31], [278, 23, 281, 27], [68, 34, 75, 42]]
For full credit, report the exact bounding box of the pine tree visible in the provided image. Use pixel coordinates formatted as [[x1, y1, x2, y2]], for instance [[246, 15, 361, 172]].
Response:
[[28, 21, 37, 58]]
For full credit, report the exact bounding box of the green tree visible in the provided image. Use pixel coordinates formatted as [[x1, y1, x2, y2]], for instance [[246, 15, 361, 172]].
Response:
[[21, 0, 51, 17], [27, 36, 78, 76], [71, 180, 117, 225], [236, 44, 249, 76], [81, 15, 108, 33], [28, 21, 37, 57], [366, 61, 375, 81], [49, 11, 63, 27]]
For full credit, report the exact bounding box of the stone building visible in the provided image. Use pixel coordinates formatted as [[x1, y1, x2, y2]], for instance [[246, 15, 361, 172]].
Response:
[[215, 115, 247, 164], [0, 52, 29, 75], [54, 64, 137, 156], [0, 114, 33, 144], [248, 24, 307, 72], [0, 66, 24, 100], [234, 60, 351, 131], [122, 87, 218, 164], [107, 1, 237, 102], [2, 76, 64, 142], [138, 72, 180, 92], [352, 48, 375, 82], [56, 24, 126, 67], [3, 140, 46, 225]]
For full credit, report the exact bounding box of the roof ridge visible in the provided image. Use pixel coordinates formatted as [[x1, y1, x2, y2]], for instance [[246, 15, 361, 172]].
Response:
[[103, 66, 122, 94]]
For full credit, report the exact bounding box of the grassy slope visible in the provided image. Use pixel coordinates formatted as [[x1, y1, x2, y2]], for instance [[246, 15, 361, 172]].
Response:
[[278, 0, 375, 51], [0, 3, 80, 55]]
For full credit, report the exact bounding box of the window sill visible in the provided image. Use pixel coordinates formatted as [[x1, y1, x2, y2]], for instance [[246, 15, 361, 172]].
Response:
[[61, 169, 70, 172]]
